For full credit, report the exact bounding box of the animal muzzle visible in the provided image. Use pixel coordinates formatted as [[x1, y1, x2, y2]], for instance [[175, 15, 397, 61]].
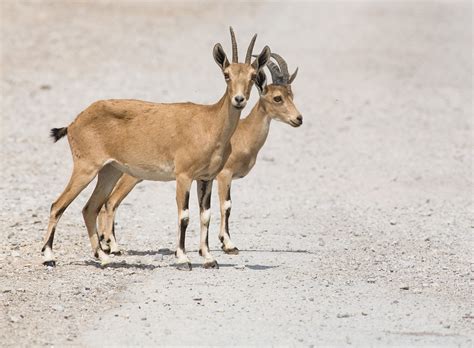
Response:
[[232, 95, 247, 109], [289, 114, 303, 127]]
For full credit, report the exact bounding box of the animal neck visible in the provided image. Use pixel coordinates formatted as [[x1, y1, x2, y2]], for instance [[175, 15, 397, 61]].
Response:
[[241, 100, 272, 153], [212, 88, 242, 145]]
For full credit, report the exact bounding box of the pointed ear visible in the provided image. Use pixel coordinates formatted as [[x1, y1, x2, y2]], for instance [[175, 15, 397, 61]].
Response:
[[288, 67, 298, 84], [252, 45, 271, 71], [255, 70, 268, 95], [213, 43, 229, 71]]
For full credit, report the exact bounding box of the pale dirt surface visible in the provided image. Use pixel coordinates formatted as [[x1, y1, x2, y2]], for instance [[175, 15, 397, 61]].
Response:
[[0, 0, 473, 346]]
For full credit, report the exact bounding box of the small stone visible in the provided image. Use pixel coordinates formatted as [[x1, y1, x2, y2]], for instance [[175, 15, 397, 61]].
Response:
[[366, 278, 376, 284], [337, 313, 351, 318], [141, 317, 147, 321], [361, 312, 368, 316], [390, 220, 397, 226], [400, 285, 409, 290], [193, 298, 202, 301], [52, 304, 64, 312], [9, 315, 20, 323]]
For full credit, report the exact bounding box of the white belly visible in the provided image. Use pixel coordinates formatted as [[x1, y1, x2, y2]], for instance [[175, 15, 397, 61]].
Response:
[[110, 160, 175, 181]]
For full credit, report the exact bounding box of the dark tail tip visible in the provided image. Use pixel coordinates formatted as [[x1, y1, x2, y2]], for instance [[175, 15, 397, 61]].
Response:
[[50, 127, 68, 142]]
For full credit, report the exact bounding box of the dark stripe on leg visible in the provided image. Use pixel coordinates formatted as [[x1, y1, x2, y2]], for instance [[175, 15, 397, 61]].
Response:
[[179, 217, 189, 251], [225, 207, 231, 238], [41, 227, 56, 252], [183, 191, 190, 210]]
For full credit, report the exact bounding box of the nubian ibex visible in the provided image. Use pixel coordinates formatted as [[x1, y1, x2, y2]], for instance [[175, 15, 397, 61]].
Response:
[[97, 53, 301, 256], [41, 28, 271, 270]]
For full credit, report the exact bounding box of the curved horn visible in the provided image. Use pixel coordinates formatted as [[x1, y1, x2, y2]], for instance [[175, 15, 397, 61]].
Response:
[[253, 54, 284, 83], [245, 33, 257, 64], [266, 60, 284, 83], [229, 27, 238, 63], [270, 53, 289, 77], [288, 67, 299, 84]]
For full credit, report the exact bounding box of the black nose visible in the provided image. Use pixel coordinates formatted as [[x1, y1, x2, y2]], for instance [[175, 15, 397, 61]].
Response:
[[296, 115, 303, 123], [234, 96, 245, 104]]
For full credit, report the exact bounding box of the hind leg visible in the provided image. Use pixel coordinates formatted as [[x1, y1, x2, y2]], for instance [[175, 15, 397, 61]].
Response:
[[97, 174, 142, 254], [82, 164, 123, 265], [42, 163, 99, 266], [197, 179, 218, 268], [217, 171, 238, 254]]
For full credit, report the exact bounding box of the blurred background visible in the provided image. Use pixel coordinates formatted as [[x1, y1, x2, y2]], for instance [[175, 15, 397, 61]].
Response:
[[0, 1, 472, 346]]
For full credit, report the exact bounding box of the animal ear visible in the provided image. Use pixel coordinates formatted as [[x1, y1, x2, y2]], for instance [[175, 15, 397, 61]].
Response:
[[288, 67, 298, 84], [213, 43, 229, 71], [252, 45, 271, 71], [255, 70, 268, 95]]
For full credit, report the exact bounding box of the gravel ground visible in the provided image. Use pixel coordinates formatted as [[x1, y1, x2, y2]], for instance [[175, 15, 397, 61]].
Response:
[[0, 1, 472, 346]]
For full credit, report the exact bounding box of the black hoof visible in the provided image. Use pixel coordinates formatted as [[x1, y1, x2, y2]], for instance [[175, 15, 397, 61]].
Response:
[[110, 249, 122, 256], [203, 260, 219, 269], [222, 246, 240, 255], [43, 260, 56, 267], [176, 262, 192, 271]]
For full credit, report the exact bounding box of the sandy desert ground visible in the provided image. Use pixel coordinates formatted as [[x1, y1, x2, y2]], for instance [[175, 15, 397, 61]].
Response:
[[0, 0, 472, 346]]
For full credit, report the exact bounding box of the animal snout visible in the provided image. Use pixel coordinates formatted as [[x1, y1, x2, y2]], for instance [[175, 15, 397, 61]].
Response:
[[290, 114, 303, 127], [232, 95, 246, 109]]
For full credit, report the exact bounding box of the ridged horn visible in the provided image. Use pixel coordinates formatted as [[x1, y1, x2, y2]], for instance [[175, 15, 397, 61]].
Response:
[[266, 60, 284, 83], [245, 34, 257, 64], [229, 27, 238, 63], [270, 53, 289, 77], [288, 67, 299, 84]]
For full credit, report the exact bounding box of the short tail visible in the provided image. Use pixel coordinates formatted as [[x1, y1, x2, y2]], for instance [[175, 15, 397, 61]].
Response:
[[50, 127, 68, 142]]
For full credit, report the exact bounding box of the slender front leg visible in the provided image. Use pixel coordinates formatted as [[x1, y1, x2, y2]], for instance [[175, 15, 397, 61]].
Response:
[[197, 180, 218, 269], [217, 172, 239, 254], [175, 175, 192, 271]]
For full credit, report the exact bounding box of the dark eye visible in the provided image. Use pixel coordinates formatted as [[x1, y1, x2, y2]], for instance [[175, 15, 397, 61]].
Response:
[[224, 73, 230, 81], [273, 95, 283, 103]]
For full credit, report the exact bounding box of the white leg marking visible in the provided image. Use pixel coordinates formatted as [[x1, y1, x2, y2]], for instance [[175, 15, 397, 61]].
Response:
[[223, 200, 232, 210], [108, 236, 121, 254], [43, 246, 54, 262], [201, 209, 211, 224], [175, 249, 190, 264], [224, 239, 236, 250], [180, 209, 189, 220], [97, 249, 111, 266]]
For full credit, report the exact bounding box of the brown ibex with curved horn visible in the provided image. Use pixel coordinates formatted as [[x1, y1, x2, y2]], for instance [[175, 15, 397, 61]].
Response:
[[97, 52, 301, 256], [41, 27, 270, 270]]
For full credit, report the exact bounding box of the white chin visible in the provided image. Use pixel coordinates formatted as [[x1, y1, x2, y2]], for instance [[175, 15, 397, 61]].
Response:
[[232, 103, 246, 109]]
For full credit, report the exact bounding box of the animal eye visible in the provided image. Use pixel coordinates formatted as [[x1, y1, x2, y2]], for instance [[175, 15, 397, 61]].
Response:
[[224, 73, 230, 81], [273, 96, 282, 103]]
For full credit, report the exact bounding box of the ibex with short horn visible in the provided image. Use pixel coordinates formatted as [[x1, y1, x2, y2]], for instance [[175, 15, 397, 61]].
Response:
[[97, 53, 301, 255], [41, 28, 270, 270]]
